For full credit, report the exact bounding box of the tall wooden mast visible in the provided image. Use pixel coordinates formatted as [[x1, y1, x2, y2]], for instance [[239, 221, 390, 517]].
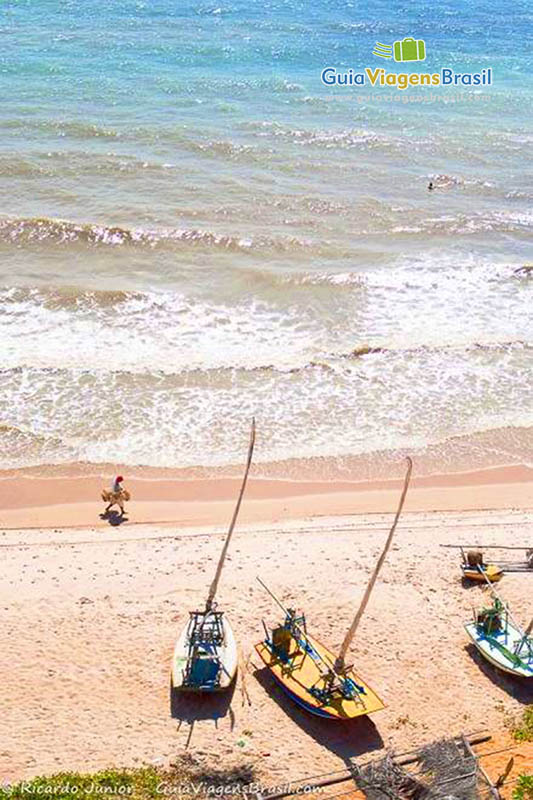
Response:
[[205, 418, 256, 611]]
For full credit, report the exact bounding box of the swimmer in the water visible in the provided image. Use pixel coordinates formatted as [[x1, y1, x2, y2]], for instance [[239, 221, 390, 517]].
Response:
[[428, 181, 434, 191], [514, 264, 533, 277]]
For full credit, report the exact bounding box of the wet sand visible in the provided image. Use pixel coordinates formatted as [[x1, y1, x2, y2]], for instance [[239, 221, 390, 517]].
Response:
[[0, 463, 532, 530]]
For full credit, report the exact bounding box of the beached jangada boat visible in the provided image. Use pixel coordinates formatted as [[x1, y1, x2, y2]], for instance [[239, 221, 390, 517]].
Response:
[[171, 419, 255, 692], [460, 549, 503, 583], [255, 457, 413, 719], [465, 578, 533, 678]]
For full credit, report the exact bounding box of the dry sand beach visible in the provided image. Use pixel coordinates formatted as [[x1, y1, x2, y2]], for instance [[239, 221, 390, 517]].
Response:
[[1, 472, 533, 785]]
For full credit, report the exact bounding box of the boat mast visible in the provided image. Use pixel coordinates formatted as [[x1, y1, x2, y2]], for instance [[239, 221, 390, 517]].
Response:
[[334, 457, 413, 672], [205, 418, 256, 611]]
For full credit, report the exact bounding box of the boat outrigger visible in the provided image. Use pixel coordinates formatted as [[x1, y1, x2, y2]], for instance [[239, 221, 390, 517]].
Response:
[[171, 419, 256, 692], [465, 575, 533, 678], [255, 457, 413, 719]]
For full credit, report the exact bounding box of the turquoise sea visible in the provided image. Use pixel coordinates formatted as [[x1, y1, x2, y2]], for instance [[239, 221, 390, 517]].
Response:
[[0, 0, 532, 475]]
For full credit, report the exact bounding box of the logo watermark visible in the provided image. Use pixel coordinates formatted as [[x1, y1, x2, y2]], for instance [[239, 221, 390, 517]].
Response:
[[323, 37, 493, 91], [321, 67, 493, 89], [354, 91, 493, 104], [0, 781, 325, 797], [0, 783, 133, 796], [373, 37, 426, 62]]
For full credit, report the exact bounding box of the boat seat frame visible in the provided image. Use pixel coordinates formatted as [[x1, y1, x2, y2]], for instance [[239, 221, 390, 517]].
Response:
[[182, 609, 225, 689]]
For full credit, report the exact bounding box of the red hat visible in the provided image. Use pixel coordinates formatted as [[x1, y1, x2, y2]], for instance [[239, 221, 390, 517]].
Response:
[[116, 475, 124, 482]]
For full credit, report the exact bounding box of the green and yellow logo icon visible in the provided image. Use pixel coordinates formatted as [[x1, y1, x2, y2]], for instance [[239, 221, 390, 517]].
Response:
[[372, 42, 393, 59], [373, 37, 426, 62]]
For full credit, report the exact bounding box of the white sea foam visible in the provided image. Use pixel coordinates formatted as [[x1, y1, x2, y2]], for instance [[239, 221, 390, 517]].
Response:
[[1, 248, 532, 470], [0, 288, 321, 373], [1, 341, 532, 470]]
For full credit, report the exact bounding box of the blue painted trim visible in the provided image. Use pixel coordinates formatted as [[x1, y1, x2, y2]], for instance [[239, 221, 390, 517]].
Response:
[[273, 673, 335, 718]]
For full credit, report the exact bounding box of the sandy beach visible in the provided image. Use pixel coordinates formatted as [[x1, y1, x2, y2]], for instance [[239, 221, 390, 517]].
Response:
[[2, 474, 533, 785]]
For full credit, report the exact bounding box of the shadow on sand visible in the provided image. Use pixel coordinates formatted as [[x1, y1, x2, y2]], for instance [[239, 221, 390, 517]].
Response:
[[253, 666, 384, 762], [170, 677, 237, 744], [99, 509, 128, 526], [466, 643, 533, 704], [460, 577, 488, 591]]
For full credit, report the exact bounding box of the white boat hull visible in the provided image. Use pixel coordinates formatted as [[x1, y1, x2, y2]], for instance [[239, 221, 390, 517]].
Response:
[[171, 612, 238, 692], [465, 621, 533, 678]]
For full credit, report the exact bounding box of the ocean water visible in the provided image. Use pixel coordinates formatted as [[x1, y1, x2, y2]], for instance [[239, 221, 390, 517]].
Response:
[[0, 0, 532, 474]]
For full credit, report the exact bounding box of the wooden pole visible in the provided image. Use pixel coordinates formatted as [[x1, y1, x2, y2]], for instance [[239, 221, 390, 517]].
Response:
[[441, 545, 531, 551], [256, 576, 290, 617], [335, 457, 413, 672], [462, 734, 501, 800], [496, 758, 514, 789], [206, 418, 256, 610]]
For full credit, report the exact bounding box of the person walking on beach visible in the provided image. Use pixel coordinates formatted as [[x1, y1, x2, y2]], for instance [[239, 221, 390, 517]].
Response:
[[102, 475, 130, 516]]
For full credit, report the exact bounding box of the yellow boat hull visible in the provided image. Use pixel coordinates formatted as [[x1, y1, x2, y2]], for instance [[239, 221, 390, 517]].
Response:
[[255, 630, 384, 720], [462, 564, 503, 582]]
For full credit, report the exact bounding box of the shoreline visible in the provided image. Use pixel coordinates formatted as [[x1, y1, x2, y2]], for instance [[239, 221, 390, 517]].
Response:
[[1, 462, 531, 530]]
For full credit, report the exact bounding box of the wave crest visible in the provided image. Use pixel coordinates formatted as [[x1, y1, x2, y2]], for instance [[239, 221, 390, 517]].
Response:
[[0, 216, 323, 253]]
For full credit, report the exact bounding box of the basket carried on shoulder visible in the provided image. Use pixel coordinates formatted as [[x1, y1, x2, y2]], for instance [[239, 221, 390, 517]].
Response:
[[101, 488, 131, 503]]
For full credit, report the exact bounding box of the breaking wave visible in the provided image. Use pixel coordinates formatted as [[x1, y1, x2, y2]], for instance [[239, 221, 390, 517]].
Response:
[[0, 216, 323, 253], [0, 207, 531, 257]]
